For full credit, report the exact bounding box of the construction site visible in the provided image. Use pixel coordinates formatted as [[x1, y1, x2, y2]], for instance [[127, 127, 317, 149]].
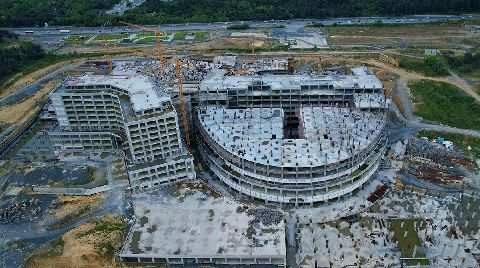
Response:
[[196, 66, 388, 205], [0, 17, 480, 268]]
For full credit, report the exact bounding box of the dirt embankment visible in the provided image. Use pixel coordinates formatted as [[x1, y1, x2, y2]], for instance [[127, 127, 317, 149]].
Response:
[[53, 195, 104, 219], [27, 215, 125, 268], [0, 61, 72, 100], [0, 79, 62, 126]]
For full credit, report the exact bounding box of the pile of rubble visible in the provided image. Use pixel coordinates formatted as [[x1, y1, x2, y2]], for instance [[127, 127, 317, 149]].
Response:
[[140, 60, 217, 83], [406, 161, 463, 185], [407, 137, 466, 167], [247, 208, 283, 226], [0, 198, 42, 224]]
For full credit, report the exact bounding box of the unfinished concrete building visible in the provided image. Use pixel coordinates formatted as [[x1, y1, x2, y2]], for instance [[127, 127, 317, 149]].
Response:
[[120, 199, 286, 266], [49, 74, 195, 191], [196, 67, 388, 205]]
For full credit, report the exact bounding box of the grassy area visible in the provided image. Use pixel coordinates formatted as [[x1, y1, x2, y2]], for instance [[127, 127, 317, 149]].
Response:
[[399, 56, 449, 77], [419, 130, 480, 158], [64, 35, 91, 44], [461, 38, 480, 48], [135, 36, 170, 44], [410, 81, 480, 131], [174, 32, 187, 40], [48, 237, 65, 256], [390, 219, 429, 265], [134, 37, 155, 44], [445, 52, 480, 79], [94, 33, 130, 41], [50, 205, 93, 230], [451, 66, 480, 79], [453, 65, 480, 79], [76, 217, 126, 239], [194, 32, 206, 40], [227, 24, 251, 30], [136, 32, 155, 37]]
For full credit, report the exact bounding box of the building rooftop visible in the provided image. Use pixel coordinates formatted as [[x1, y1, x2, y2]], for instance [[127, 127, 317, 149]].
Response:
[[353, 93, 389, 109], [60, 75, 171, 114], [200, 66, 383, 92], [121, 197, 286, 259], [198, 106, 386, 168]]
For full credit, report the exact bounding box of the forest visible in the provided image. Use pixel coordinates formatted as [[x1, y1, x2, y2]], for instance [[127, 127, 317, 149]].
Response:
[[0, 31, 45, 83], [0, 0, 479, 27], [0, 0, 116, 27]]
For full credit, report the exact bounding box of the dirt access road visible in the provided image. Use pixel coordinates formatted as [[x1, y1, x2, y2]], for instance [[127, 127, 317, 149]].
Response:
[[365, 59, 480, 103]]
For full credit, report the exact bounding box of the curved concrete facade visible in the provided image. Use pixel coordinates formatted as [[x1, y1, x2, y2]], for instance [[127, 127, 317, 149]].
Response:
[[196, 108, 387, 205]]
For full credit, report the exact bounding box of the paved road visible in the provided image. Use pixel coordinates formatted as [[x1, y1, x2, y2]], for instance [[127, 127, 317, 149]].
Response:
[[415, 122, 480, 138], [394, 76, 416, 121], [0, 61, 84, 106], [5, 15, 477, 37], [447, 70, 480, 103]]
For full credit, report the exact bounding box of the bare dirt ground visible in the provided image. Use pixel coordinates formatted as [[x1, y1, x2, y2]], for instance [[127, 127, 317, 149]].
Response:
[[52, 195, 104, 219], [26, 215, 125, 268], [325, 24, 475, 47], [0, 61, 73, 100], [0, 79, 62, 125]]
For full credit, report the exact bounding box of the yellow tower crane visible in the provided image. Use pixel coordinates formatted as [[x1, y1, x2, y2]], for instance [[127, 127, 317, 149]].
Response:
[[174, 54, 191, 149], [120, 21, 167, 70], [318, 52, 323, 74], [102, 37, 113, 74], [251, 35, 255, 65]]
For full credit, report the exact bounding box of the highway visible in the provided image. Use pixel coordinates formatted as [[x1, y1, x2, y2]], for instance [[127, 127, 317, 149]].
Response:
[[5, 14, 478, 37]]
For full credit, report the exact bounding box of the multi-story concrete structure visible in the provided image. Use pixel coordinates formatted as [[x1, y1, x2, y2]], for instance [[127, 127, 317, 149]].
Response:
[[196, 67, 388, 205], [120, 199, 286, 266], [49, 74, 196, 191]]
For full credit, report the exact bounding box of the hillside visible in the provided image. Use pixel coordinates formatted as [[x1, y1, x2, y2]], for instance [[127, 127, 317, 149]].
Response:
[[0, 30, 45, 84], [0, 0, 117, 27], [0, 0, 479, 27]]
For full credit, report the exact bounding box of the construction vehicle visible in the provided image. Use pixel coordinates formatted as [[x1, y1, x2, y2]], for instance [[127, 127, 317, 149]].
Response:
[[173, 54, 191, 149], [379, 53, 399, 67]]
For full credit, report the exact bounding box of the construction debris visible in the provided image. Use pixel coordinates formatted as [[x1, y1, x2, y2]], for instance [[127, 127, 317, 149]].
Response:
[[247, 208, 283, 226], [404, 137, 473, 185], [0, 198, 42, 224]]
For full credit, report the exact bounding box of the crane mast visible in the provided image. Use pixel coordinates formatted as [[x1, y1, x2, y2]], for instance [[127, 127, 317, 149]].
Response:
[[103, 37, 113, 74], [174, 56, 191, 149], [120, 21, 166, 70]]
